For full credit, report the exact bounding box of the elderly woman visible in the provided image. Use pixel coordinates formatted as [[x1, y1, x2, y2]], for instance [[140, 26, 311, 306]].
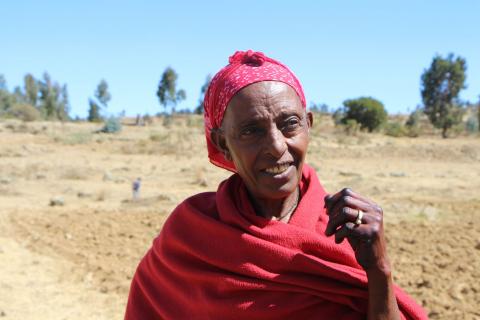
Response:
[[125, 51, 427, 319]]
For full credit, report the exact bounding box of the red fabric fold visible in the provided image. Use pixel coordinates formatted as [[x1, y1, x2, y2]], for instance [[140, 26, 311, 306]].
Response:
[[125, 165, 427, 320]]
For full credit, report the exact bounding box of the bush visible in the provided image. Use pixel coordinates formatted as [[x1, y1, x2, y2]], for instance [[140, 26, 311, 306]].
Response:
[[332, 108, 344, 126], [406, 109, 422, 128], [342, 97, 387, 132], [99, 117, 122, 133], [344, 119, 359, 135], [384, 122, 407, 137], [465, 116, 479, 133], [6, 103, 41, 121]]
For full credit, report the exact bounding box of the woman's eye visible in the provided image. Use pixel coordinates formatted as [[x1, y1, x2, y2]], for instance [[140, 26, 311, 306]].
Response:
[[285, 118, 300, 129], [240, 127, 259, 137]]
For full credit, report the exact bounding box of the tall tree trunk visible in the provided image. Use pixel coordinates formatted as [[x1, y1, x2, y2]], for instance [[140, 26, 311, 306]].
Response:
[[442, 125, 448, 138]]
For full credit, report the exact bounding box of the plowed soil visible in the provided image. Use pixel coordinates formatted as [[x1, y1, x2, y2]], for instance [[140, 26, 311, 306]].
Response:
[[1, 117, 479, 319]]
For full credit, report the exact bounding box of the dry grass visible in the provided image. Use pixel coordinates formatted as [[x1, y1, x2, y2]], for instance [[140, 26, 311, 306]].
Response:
[[0, 115, 479, 320]]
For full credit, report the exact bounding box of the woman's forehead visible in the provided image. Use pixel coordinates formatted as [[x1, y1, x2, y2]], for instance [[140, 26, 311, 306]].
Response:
[[224, 82, 302, 123]]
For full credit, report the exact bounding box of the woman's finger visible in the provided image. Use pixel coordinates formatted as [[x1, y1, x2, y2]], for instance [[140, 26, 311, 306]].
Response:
[[334, 222, 357, 244], [324, 188, 351, 212], [325, 189, 377, 215], [325, 206, 359, 236], [334, 222, 372, 244], [328, 194, 370, 220], [341, 188, 377, 206]]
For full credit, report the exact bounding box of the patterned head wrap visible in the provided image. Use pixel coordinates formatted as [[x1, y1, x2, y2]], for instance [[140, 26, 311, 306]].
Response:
[[204, 50, 306, 172]]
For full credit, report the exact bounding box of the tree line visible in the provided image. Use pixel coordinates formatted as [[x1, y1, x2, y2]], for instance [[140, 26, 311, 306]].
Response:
[[1, 53, 479, 137], [0, 73, 70, 122], [313, 53, 479, 138]]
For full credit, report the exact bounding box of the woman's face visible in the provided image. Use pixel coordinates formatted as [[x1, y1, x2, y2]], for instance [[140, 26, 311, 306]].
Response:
[[219, 81, 312, 201]]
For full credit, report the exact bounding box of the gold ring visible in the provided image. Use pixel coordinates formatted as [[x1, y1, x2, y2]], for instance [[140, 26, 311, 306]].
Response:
[[355, 210, 364, 226]]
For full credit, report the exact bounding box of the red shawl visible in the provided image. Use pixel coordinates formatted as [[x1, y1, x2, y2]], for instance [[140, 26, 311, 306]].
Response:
[[125, 165, 427, 319]]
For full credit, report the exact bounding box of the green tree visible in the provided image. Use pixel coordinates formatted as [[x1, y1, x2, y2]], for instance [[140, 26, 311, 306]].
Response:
[[88, 99, 102, 122], [421, 53, 467, 138], [95, 79, 111, 108], [478, 95, 480, 132], [57, 84, 70, 121], [156, 67, 186, 114], [39, 72, 62, 119], [88, 80, 111, 122], [342, 97, 387, 132], [0, 75, 16, 112], [24, 74, 39, 107], [13, 86, 25, 103], [194, 74, 211, 114]]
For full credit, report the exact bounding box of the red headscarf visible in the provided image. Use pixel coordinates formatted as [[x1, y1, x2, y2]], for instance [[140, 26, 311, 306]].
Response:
[[204, 50, 307, 172]]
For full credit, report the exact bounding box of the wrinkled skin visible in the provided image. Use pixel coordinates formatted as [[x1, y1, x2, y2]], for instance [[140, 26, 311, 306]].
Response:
[[324, 189, 400, 319], [324, 188, 390, 273], [211, 81, 312, 218]]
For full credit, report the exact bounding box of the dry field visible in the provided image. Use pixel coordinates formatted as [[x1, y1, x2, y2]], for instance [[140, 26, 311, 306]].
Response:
[[0, 115, 479, 319]]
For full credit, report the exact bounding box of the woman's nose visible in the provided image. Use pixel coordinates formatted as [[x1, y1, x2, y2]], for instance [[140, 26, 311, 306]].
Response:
[[264, 126, 287, 158]]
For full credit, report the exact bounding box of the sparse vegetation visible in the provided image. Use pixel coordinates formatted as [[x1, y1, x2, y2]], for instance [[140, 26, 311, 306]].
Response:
[[384, 122, 407, 137], [99, 117, 122, 133], [5, 103, 41, 122]]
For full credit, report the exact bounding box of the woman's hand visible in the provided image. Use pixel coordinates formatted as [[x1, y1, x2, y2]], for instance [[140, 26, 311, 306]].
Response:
[[324, 188, 401, 320], [324, 188, 390, 274]]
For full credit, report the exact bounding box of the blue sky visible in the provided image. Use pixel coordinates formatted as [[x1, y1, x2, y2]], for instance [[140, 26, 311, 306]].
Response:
[[1, 0, 479, 117]]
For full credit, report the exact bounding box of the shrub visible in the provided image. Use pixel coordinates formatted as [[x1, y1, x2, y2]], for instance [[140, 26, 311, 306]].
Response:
[[384, 122, 407, 137], [6, 103, 41, 121], [344, 119, 359, 135], [342, 97, 387, 132], [53, 132, 92, 145], [162, 114, 172, 127], [406, 109, 422, 128], [465, 116, 479, 134], [99, 117, 122, 133], [332, 108, 344, 126]]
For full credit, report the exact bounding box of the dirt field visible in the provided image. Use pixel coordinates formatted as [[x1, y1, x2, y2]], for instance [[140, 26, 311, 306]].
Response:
[[0, 116, 479, 319]]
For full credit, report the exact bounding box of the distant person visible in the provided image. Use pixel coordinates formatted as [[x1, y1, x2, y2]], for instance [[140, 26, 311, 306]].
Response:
[[125, 50, 427, 319], [132, 177, 141, 200]]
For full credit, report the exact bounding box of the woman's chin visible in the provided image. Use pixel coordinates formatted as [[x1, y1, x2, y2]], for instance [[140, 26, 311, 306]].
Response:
[[256, 167, 300, 199]]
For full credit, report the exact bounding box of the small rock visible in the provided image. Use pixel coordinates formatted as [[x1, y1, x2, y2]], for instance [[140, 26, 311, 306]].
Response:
[[338, 171, 361, 177], [416, 279, 432, 288], [198, 177, 208, 187], [35, 174, 47, 180], [84, 272, 93, 284], [49, 196, 65, 206], [390, 172, 406, 177], [0, 177, 12, 185], [475, 242, 480, 250], [77, 192, 92, 198], [0, 310, 6, 317], [157, 194, 173, 201], [421, 206, 437, 220], [64, 232, 72, 240], [103, 171, 114, 181]]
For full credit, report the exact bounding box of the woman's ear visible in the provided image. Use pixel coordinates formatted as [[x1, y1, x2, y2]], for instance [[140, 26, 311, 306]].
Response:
[[307, 111, 313, 130], [210, 128, 232, 161]]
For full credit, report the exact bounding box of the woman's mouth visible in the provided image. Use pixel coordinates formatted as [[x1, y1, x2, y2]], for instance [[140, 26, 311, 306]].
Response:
[[264, 163, 292, 175]]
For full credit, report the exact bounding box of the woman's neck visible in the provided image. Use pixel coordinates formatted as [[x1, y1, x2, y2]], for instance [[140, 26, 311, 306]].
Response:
[[249, 187, 300, 222]]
